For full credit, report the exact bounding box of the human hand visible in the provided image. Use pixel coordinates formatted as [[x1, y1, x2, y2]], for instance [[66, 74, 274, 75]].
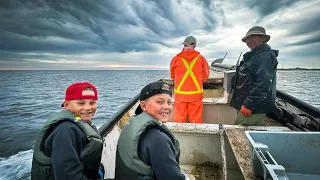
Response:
[[240, 105, 252, 117]]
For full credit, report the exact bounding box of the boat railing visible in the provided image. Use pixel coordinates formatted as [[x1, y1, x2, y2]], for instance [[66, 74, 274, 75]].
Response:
[[99, 93, 140, 137], [276, 90, 320, 118]]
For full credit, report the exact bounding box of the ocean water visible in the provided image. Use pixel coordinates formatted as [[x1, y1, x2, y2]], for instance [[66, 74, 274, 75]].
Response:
[[0, 70, 319, 180]]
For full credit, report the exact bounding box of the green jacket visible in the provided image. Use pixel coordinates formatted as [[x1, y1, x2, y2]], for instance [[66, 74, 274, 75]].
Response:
[[31, 110, 103, 180], [115, 112, 180, 180]]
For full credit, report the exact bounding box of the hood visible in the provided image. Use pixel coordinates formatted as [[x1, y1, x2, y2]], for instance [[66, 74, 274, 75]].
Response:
[[272, 49, 279, 57], [244, 44, 279, 60], [255, 44, 279, 57], [176, 47, 200, 61]]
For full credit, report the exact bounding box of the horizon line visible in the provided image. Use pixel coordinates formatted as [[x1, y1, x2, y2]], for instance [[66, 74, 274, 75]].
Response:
[[0, 69, 171, 71]]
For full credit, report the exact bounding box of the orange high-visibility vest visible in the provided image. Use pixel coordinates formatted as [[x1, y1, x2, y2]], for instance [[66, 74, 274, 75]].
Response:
[[170, 49, 209, 102], [174, 55, 203, 95]]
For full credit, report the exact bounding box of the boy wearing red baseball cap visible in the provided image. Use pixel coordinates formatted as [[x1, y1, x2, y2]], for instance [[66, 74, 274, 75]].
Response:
[[31, 82, 103, 180]]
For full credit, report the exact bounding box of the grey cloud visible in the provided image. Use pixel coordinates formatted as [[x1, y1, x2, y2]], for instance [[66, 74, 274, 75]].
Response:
[[146, 0, 218, 34], [47, 0, 117, 43], [259, 0, 320, 46], [0, 31, 98, 53], [0, 0, 108, 50], [0, 0, 220, 56], [279, 11, 320, 46], [287, 44, 320, 59], [246, 0, 303, 16], [0, 51, 56, 62], [289, 34, 320, 46], [195, 0, 220, 31], [289, 16, 320, 36], [2, 0, 318, 69], [131, 0, 191, 37], [0, 0, 138, 53]]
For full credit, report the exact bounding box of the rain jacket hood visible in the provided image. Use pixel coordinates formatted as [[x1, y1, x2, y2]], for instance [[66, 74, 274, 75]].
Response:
[[176, 46, 200, 61]]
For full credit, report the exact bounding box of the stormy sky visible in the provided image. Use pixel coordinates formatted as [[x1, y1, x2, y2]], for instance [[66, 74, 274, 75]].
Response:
[[0, 0, 319, 70]]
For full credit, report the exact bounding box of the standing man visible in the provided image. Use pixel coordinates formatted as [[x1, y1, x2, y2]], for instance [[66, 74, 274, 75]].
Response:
[[231, 26, 279, 126], [170, 36, 209, 123]]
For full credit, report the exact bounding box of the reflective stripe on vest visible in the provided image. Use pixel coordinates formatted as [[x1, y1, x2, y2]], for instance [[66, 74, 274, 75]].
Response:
[[174, 55, 203, 94]]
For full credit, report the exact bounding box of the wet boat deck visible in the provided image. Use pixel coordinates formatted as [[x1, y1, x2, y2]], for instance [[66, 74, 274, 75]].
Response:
[[181, 164, 244, 180]]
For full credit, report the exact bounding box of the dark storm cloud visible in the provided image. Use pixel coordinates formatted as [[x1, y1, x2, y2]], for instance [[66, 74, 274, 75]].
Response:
[[246, 0, 304, 16], [0, 51, 38, 61], [0, 0, 219, 55], [0, 1, 126, 53], [247, 0, 320, 46], [288, 16, 320, 36], [0, 0, 110, 52], [1, 0, 319, 69], [130, 1, 180, 37], [282, 11, 320, 46], [0, 31, 98, 53], [289, 34, 320, 46], [1, 1, 84, 40], [195, 0, 220, 31]]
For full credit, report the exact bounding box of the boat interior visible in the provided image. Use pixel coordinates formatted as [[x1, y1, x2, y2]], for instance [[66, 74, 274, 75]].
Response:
[[100, 66, 320, 180]]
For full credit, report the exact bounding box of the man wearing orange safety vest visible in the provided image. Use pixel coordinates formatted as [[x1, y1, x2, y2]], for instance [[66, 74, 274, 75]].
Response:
[[170, 36, 209, 123]]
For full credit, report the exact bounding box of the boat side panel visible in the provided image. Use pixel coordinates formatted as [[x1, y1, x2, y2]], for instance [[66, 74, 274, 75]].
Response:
[[101, 123, 121, 179], [173, 132, 223, 166]]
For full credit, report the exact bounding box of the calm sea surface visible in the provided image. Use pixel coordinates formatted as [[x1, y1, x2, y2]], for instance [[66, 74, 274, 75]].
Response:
[[0, 70, 319, 180]]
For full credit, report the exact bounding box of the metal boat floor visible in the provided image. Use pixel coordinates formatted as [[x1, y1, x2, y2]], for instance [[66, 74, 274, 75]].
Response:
[[180, 165, 217, 180], [180, 165, 243, 180]]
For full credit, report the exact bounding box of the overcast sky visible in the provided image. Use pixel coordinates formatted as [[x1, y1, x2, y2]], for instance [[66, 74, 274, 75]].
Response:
[[0, 0, 319, 70]]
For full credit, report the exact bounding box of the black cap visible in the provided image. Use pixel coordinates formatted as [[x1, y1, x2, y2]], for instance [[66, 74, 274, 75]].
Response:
[[135, 81, 172, 115]]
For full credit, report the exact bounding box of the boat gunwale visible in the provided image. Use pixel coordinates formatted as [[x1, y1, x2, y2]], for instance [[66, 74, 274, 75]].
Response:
[[99, 93, 140, 137]]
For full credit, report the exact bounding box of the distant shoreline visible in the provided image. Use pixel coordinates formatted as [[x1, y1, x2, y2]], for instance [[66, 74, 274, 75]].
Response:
[[277, 68, 320, 70]]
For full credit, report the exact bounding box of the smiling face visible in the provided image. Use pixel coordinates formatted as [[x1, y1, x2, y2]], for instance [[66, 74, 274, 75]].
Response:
[[63, 89, 97, 121], [244, 35, 266, 50], [139, 93, 173, 123]]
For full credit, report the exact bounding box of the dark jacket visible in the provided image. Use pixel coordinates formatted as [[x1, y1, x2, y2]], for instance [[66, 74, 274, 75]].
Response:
[[115, 112, 184, 180], [31, 110, 103, 180], [231, 44, 278, 113], [138, 127, 185, 180]]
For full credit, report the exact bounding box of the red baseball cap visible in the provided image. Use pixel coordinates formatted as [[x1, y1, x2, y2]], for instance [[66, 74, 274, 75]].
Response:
[[61, 82, 98, 107]]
